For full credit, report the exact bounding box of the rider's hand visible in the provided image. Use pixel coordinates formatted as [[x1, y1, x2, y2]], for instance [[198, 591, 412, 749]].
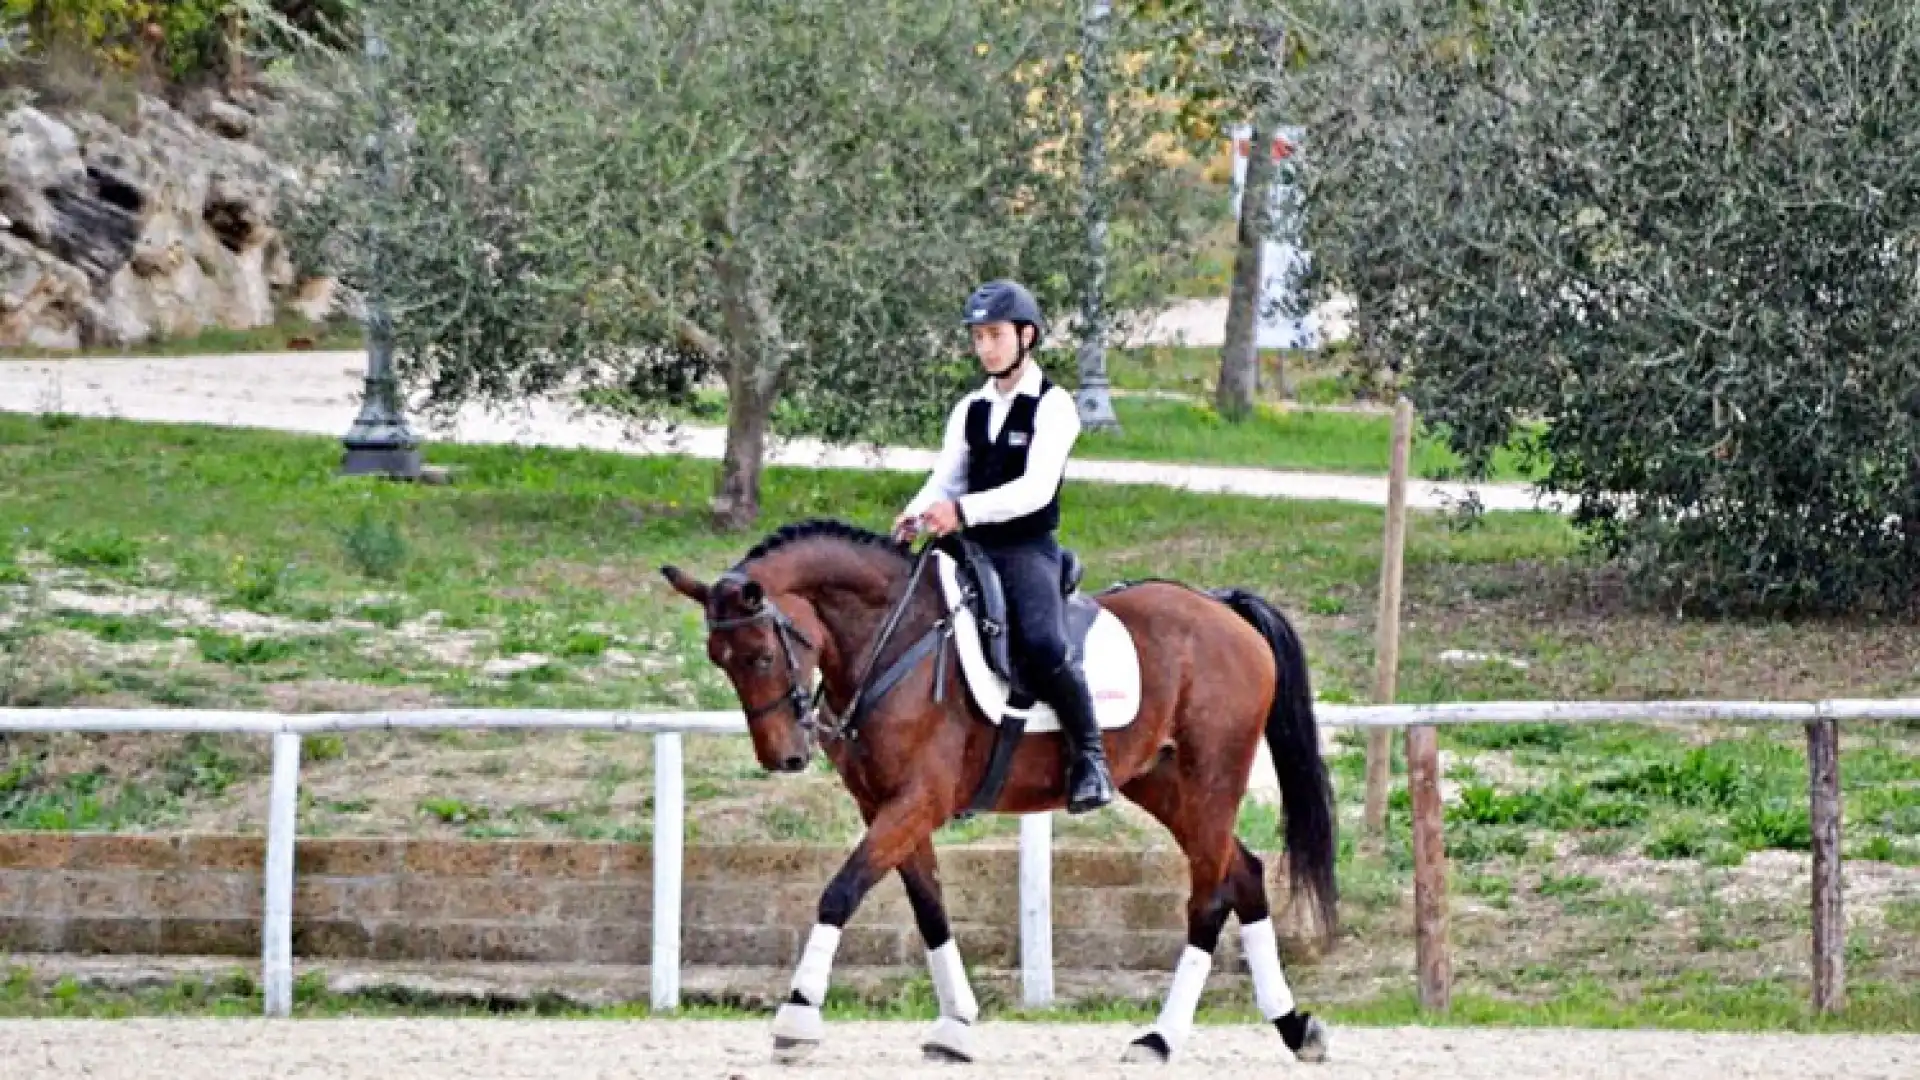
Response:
[[892, 511, 920, 543], [920, 499, 963, 537]]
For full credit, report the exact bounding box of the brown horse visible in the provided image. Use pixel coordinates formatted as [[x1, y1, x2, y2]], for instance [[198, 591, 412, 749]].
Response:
[[661, 517, 1336, 1066]]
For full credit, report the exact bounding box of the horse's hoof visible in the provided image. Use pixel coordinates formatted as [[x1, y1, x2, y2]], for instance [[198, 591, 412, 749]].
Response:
[[1121, 1031, 1172, 1064], [1293, 1016, 1330, 1063], [921, 1016, 975, 1064], [772, 1035, 820, 1065], [771, 1001, 824, 1064]]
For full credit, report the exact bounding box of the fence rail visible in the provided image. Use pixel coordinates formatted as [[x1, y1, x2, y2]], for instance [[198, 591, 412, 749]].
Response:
[[0, 698, 1893, 1017]]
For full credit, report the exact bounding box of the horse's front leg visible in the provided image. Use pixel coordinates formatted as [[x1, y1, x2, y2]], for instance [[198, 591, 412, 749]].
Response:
[[772, 791, 942, 1063], [899, 838, 978, 1063]]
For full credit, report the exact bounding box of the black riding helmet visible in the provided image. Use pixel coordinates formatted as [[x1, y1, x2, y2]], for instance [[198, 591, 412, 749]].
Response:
[[962, 280, 1047, 368]]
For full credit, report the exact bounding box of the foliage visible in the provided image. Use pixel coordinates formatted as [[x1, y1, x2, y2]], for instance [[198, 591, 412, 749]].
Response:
[[0, 0, 345, 80], [1286, 0, 1920, 613], [2, 0, 230, 78], [263, 0, 1217, 525], [1127, 0, 1306, 145]]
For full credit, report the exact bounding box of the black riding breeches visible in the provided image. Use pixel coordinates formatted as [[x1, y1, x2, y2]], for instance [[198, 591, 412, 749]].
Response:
[[982, 536, 1069, 685]]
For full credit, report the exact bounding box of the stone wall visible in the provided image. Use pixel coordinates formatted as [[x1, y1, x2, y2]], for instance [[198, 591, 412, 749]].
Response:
[[0, 833, 1295, 974], [1, 89, 332, 351]]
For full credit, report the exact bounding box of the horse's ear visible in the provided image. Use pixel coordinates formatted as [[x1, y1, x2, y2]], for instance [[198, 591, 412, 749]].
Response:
[[660, 565, 710, 605]]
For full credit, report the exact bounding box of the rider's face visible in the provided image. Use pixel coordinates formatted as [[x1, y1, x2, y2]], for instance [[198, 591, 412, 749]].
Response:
[[970, 321, 1028, 375]]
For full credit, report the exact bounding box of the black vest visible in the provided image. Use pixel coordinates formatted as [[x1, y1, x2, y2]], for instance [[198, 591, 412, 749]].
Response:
[[963, 375, 1063, 546]]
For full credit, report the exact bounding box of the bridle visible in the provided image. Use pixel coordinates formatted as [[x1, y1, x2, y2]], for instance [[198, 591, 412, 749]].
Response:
[[702, 541, 957, 753], [704, 569, 821, 727]]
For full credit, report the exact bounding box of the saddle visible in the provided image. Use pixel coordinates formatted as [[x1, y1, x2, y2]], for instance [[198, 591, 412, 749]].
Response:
[[939, 533, 1087, 705], [931, 534, 1142, 818]]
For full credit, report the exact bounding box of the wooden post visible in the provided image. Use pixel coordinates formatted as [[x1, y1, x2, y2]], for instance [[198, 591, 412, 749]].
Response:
[[1364, 396, 1415, 844], [1407, 722, 1451, 1012], [1807, 716, 1844, 1014]]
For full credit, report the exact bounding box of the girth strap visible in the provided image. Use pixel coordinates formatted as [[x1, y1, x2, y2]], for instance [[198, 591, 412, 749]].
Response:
[[957, 710, 1027, 820]]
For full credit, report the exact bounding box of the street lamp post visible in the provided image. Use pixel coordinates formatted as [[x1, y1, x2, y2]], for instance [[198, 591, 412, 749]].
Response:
[[339, 16, 423, 479], [1074, 0, 1121, 433]]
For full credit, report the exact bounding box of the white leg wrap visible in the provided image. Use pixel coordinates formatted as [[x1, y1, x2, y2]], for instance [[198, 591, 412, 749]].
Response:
[[1240, 917, 1296, 1020], [791, 923, 842, 1006], [1150, 945, 1213, 1050], [927, 940, 978, 1023]]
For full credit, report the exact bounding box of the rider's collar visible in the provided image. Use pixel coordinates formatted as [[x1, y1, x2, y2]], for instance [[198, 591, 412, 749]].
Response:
[[986, 357, 1041, 399]]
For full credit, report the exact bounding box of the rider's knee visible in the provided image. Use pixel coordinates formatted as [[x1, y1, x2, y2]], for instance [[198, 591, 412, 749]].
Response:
[[1018, 633, 1068, 679]]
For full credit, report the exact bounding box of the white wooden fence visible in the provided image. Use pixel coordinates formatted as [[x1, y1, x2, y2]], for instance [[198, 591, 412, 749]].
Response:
[[0, 698, 1893, 1017]]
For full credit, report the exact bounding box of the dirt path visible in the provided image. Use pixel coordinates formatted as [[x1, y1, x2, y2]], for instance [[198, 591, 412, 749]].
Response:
[[0, 352, 1563, 514], [1, 1018, 1910, 1079]]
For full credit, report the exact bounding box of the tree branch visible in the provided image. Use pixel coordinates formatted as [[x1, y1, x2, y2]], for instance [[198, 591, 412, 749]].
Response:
[[633, 279, 726, 362]]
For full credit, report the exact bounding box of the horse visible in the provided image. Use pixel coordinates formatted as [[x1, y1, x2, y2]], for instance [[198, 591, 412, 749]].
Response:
[[660, 517, 1337, 1066]]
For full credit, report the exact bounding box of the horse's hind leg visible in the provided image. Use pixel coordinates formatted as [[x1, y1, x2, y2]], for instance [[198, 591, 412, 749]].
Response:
[[1226, 838, 1329, 1062], [899, 839, 978, 1064], [1114, 762, 1241, 1063]]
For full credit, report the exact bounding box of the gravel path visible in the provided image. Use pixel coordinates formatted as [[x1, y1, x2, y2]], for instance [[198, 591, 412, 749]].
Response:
[[0, 352, 1564, 514], [0, 1018, 1911, 1079]]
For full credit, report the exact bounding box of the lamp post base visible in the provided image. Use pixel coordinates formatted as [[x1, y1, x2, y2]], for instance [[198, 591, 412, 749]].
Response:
[[339, 443, 424, 479]]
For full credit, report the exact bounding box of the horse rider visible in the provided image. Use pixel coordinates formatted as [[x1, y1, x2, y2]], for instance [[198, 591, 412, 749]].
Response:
[[892, 279, 1115, 815]]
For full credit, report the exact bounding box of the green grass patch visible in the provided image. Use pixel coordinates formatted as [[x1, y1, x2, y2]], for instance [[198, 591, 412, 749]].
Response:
[[668, 376, 1544, 480], [1057, 344, 1362, 407], [1435, 722, 1920, 867], [0, 413, 1575, 693], [0, 734, 245, 831], [1070, 398, 1544, 482]]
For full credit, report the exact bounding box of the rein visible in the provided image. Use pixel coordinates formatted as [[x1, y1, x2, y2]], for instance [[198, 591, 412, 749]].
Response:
[[705, 538, 957, 750]]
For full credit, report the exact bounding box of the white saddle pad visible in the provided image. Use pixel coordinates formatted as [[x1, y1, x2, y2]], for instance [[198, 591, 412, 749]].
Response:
[[934, 551, 1142, 733]]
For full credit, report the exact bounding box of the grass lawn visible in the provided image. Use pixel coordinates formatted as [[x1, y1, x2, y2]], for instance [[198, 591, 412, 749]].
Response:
[[1075, 397, 1543, 481], [675, 380, 1544, 481], [1066, 343, 1364, 408], [1, 413, 1915, 1018]]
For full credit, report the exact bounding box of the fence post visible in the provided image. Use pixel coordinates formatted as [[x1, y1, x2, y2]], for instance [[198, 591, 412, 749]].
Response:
[[1364, 395, 1414, 846], [651, 731, 685, 1012], [1807, 715, 1844, 1013], [1019, 812, 1055, 1007], [261, 731, 302, 1018], [1407, 722, 1451, 1012]]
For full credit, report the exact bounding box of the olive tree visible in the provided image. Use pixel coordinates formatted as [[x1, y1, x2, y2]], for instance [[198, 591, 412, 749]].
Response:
[[1131, 0, 1301, 419], [265, 0, 1214, 528], [1287, 0, 1920, 613]]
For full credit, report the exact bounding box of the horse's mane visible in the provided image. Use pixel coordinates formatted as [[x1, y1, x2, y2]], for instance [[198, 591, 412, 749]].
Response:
[[734, 516, 912, 571]]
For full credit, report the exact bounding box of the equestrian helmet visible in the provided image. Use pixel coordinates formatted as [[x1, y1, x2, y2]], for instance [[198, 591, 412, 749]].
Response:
[[962, 279, 1047, 348]]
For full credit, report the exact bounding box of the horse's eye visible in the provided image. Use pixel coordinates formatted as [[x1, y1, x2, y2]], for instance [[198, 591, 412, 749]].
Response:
[[754, 653, 775, 673]]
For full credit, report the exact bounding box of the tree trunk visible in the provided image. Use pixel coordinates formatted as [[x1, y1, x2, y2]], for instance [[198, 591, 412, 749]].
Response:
[[713, 363, 773, 531], [709, 193, 787, 532], [1217, 122, 1275, 422]]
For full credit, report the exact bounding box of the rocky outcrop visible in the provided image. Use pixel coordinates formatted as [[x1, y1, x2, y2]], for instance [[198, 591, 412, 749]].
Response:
[[1, 90, 313, 350]]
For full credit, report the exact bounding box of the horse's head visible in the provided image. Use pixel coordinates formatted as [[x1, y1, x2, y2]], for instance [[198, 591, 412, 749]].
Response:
[[661, 563, 821, 773]]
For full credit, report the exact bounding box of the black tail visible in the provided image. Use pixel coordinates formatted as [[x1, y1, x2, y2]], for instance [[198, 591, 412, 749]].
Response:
[[1209, 587, 1339, 946]]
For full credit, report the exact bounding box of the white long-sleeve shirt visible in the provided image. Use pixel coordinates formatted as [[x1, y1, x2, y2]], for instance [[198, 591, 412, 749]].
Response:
[[903, 361, 1082, 527]]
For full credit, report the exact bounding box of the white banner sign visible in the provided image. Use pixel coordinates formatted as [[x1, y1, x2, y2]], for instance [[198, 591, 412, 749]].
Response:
[[1229, 124, 1320, 350]]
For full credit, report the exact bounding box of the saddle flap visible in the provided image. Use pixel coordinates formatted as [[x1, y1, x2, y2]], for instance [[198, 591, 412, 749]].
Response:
[[939, 535, 1016, 687]]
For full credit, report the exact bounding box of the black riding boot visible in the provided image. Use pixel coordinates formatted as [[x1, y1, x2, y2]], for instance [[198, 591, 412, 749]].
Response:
[[1041, 659, 1114, 814]]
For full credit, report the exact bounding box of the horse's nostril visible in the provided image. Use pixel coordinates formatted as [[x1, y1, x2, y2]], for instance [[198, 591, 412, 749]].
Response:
[[781, 756, 806, 772]]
